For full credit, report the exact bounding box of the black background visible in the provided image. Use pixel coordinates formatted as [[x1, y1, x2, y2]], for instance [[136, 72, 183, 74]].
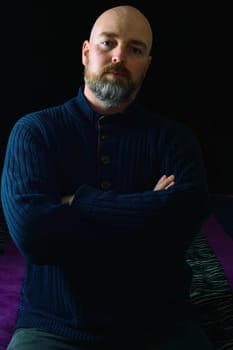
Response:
[[1, 1, 231, 194]]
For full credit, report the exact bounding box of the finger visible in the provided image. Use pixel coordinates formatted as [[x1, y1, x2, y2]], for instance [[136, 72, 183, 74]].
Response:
[[164, 181, 175, 189], [166, 174, 175, 181], [157, 174, 167, 184], [153, 174, 175, 191]]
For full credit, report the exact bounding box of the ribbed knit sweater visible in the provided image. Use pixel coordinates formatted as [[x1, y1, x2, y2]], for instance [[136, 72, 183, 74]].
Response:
[[0, 87, 210, 345]]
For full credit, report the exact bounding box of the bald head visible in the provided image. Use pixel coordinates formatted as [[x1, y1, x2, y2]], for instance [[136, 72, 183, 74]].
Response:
[[89, 5, 153, 55], [82, 5, 153, 113]]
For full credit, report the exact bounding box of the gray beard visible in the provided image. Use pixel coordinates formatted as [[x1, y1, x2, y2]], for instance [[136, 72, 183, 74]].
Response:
[[84, 76, 135, 108]]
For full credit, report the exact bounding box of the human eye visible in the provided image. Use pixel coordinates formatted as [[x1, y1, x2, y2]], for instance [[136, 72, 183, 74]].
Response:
[[130, 46, 144, 56], [100, 40, 113, 51]]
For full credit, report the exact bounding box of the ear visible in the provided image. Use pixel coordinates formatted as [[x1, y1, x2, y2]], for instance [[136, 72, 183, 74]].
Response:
[[82, 40, 90, 65]]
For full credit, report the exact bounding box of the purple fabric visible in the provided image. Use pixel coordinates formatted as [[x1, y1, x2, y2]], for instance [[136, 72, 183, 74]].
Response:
[[0, 212, 232, 350], [203, 214, 233, 290], [0, 237, 25, 350]]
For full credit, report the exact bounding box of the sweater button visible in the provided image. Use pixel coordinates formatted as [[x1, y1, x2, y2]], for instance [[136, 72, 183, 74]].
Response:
[[101, 155, 110, 165], [100, 134, 110, 141], [100, 181, 111, 190]]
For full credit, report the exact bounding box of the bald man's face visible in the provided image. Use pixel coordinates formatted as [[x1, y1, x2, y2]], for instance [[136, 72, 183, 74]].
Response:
[[82, 7, 152, 107]]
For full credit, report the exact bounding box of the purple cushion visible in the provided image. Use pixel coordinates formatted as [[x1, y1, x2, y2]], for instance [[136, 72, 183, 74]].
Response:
[[0, 237, 25, 350], [203, 214, 233, 291]]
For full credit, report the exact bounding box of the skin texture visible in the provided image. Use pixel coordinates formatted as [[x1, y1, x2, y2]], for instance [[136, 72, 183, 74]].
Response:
[[61, 6, 174, 205]]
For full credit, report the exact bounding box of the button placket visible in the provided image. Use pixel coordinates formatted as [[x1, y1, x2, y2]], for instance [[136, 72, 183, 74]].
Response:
[[101, 155, 110, 165], [98, 120, 112, 190]]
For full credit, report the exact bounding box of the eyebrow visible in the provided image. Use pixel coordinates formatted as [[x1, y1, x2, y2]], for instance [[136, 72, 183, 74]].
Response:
[[99, 31, 148, 51]]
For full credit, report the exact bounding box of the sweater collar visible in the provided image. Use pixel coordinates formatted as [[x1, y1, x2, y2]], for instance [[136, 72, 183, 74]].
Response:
[[66, 85, 144, 124]]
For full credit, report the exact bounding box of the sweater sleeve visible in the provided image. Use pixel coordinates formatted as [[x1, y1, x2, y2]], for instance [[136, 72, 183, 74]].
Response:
[[1, 116, 210, 264], [0, 117, 104, 263]]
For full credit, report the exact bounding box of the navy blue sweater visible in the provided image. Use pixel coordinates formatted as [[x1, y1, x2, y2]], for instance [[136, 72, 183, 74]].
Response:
[[1, 87, 209, 344]]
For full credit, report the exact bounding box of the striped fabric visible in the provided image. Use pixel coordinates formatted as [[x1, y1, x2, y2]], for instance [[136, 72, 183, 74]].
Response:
[[186, 230, 233, 350]]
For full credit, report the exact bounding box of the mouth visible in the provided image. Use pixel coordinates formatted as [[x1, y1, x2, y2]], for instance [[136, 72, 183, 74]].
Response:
[[105, 70, 128, 78]]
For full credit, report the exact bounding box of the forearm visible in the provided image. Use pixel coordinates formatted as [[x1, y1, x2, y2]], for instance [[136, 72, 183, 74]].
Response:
[[70, 181, 209, 238]]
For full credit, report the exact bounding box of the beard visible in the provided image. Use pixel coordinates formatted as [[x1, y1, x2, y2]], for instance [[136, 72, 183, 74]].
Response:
[[84, 62, 141, 108]]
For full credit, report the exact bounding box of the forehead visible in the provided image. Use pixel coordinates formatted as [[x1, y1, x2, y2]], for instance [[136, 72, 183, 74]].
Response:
[[90, 8, 152, 52]]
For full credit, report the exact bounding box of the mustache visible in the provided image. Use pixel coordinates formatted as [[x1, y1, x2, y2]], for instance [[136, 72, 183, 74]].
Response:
[[101, 63, 130, 77]]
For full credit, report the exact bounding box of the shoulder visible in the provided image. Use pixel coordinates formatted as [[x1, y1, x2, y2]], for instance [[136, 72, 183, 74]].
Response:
[[135, 105, 202, 153], [137, 104, 197, 138], [10, 98, 77, 138]]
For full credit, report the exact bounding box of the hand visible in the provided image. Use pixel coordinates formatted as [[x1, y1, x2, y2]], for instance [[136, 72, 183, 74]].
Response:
[[61, 195, 74, 205], [153, 174, 175, 191]]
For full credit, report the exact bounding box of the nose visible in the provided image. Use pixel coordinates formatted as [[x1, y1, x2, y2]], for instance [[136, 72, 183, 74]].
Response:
[[112, 57, 119, 63], [112, 46, 125, 64]]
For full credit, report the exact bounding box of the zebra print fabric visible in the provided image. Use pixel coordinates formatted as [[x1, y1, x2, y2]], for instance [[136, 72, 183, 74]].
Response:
[[186, 231, 233, 350]]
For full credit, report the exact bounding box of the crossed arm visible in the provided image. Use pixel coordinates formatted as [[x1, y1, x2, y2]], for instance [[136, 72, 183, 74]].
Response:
[[1, 118, 209, 264], [61, 174, 176, 205]]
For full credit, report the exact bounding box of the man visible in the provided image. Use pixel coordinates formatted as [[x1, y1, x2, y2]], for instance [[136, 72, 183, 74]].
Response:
[[1, 5, 213, 350]]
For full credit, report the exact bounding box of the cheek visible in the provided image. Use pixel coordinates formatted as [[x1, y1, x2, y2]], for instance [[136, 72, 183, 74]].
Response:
[[86, 53, 109, 73], [130, 62, 148, 81]]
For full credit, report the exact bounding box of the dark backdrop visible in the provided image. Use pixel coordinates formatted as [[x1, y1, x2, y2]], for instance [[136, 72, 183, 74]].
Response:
[[1, 1, 231, 194]]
